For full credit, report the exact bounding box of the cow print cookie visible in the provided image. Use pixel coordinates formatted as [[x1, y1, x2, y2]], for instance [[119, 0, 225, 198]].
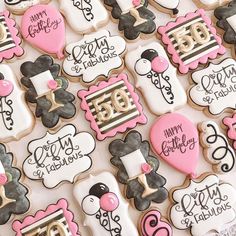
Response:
[[73, 171, 139, 236], [170, 173, 236, 236], [199, 120, 235, 174], [0, 11, 24, 62], [78, 73, 147, 140], [103, 0, 156, 41], [23, 124, 96, 189], [58, 0, 109, 34], [126, 42, 187, 115], [139, 209, 173, 236], [158, 9, 225, 74], [0, 64, 33, 143], [12, 198, 80, 236], [4, 0, 51, 15], [215, 0, 236, 58], [0, 143, 30, 225], [63, 30, 126, 85], [109, 130, 168, 211], [189, 58, 236, 116], [20, 55, 76, 129]]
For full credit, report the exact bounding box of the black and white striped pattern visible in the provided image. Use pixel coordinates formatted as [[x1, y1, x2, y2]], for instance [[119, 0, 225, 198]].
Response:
[[86, 80, 140, 134], [0, 15, 16, 53], [21, 210, 72, 236], [167, 15, 219, 66]]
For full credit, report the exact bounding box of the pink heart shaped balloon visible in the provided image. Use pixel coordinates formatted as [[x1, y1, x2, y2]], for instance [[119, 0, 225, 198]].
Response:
[[0, 80, 13, 97], [150, 113, 199, 178], [21, 5, 65, 59]]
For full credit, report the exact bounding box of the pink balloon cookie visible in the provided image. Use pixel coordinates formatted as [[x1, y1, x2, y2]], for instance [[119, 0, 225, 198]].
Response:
[[158, 9, 225, 74], [150, 113, 199, 178], [223, 113, 236, 150], [78, 73, 147, 140], [140, 209, 172, 236], [21, 4, 65, 59], [12, 198, 80, 236], [0, 11, 24, 62]]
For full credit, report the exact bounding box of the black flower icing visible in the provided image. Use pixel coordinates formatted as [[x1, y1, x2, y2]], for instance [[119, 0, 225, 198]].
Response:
[[20, 55, 76, 128], [104, 0, 156, 40], [214, 0, 236, 50], [109, 130, 168, 211], [0, 143, 30, 225]]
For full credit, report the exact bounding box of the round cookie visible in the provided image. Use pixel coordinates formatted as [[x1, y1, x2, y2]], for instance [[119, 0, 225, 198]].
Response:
[[193, 0, 230, 10]]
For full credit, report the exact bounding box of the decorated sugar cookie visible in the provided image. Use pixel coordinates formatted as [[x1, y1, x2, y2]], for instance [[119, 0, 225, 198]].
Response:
[[149, 0, 179, 16], [4, 0, 51, 15], [21, 5, 65, 59], [12, 198, 80, 236], [63, 30, 126, 85], [23, 124, 95, 188], [0, 143, 30, 225], [139, 209, 173, 236], [158, 9, 225, 74], [126, 42, 187, 115], [170, 173, 236, 236], [223, 113, 236, 150], [20, 55, 76, 129], [0, 11, 24, 62], [194, 0, 230, 10], [189, 58, 236, 116], [199, 121, 235, 173], [104, 0, 156, 41], [78, 73, 147, 140], [215, 0, 236, 58], [109, 130, 168, 211], [150, 113, 199, 178], [58, 0, 108, 34], [73, 171, 139, 236], [0, 64, 33, 143]]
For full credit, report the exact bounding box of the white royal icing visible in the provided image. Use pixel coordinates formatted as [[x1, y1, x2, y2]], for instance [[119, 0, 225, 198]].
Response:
[[0, 64, 33, 142], [73, 172, 139, 236], [200, 120, 235, 173], [226, 14, 236, 33], [189, 58, 236, 116], [125, 42, 187, 115], [23, 124, 95, 188], [58, 0, 108, 33], [199, 0, 226, 6], [170, 174, 236, 236], [63, 30, 126, 84]]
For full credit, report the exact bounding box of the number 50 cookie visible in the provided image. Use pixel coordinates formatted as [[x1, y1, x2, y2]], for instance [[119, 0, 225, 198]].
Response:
[[78, 73, 147, 140], [158, 9, 225, 74]]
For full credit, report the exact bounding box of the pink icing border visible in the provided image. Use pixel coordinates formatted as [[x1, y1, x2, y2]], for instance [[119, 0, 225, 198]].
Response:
[[0, 11, 24, 62], [78, 73, 147, 140], [140, 209, 172, 236], [12, 198, 80, 236], [158, 9, 225, 74]]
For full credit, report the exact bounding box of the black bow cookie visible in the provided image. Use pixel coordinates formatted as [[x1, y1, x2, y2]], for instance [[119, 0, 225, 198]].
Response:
[[109, 130, 168, 211], [20, 55, 76, 128]]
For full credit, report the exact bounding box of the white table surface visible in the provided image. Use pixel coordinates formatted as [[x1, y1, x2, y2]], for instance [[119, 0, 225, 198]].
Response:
[[1, 0, 236, 235]]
